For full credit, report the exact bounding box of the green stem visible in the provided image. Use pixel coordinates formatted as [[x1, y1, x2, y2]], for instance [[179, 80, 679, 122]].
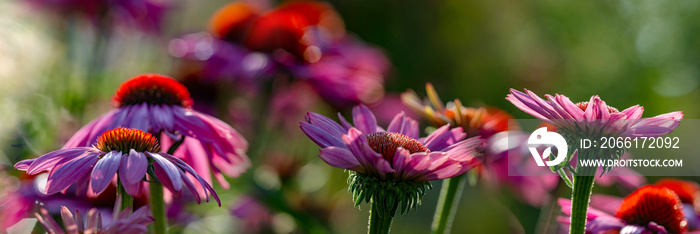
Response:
[[117, 179, 134, 213], [149, 182, 167, 234], [569, 168, 595, 234], [431, 174, 467, 234], [368, 198, 395, 234]]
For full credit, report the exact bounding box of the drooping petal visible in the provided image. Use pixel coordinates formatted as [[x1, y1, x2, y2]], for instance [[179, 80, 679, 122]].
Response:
[[119, 149, 148, 196], [148, 152, 183, 193], [319, 147, 362, 171], [172, 106, 218, 140], [150, 104, 175, 131], [90, 151, 122, 195], [45, 153, 100, 194], [159, 153, 221, 206], [131, 104, 153, 131], [26, 148, 95, 175], [14, 159, 33, 171]]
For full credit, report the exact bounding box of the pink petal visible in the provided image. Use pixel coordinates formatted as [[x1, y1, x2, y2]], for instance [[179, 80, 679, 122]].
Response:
[[119, 150, 148, 196], [352, 104, 377, 134], [149, 152, 183, 193], [386, 112, 419, 139], [27, 148, 94, 175], [90, 151, 122, 195], [319, 147, 362, 170], [60, 207, 79, 234], [45, 153, 100, 194], [621, 105, 644, 119], [306, 112, 347, 137], [300, 122, 346, 148]]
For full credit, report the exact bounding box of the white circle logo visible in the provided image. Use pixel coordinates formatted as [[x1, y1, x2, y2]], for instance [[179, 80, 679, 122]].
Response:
[[528, 127, 568, 167]]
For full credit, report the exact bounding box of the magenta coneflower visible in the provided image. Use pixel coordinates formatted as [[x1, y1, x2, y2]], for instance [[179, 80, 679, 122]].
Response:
[[35, 206, 154, 234], [506, 89, 683, 140], [63, 74, 249, 189], [15, 128, 220, 205], [507, 89, 684, 234], [301, 104, 483, 183], [559, 185, 688, 233], [300, 104, 482, 224], [506, 88, 683, 173]]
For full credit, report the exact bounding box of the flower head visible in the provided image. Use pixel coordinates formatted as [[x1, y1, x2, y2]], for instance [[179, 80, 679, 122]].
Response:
[[15, 128, 220, 206], [35, 206, 154, 234], [301, 104, 482, 182], [506, 89, 683, 139], [403, 83, 513, 138], [300, 104, 482, 215], [113, 74, 193, 108], [506, 89, 683, 173], [63, 74, 250, 189]]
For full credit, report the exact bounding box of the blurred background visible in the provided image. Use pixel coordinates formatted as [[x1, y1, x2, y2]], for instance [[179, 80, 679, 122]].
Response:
[[1, 0, 699, 233]]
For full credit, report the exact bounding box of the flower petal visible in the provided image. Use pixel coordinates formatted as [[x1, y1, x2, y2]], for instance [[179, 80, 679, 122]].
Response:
[[91, 151, 122, 195], [60, 206, 79, 234], [149, 152, 183, 193], [387, 112, 419, 139], [306, 112, 347, 137], [27, 148, 94, 175], [352, 104, 378, 134], [119, 149, 148, 196], [319, 147, 362, 171], [300, 122, 345, 148], [45, 153, 100, 194]]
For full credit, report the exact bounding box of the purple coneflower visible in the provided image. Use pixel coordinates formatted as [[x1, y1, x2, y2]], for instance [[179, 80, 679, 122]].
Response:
[[63, 74, 249, 189], [506, 89, 683, 141], [300, 104, 482, 233], [301, 104, 482, 183], [506, 89, 683, 234], [15, 128, 220, 205], [35, 205, 154, 234]]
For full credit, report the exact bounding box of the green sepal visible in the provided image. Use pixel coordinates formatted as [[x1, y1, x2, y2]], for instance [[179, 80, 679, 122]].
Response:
[[347, 172, 432, 217]]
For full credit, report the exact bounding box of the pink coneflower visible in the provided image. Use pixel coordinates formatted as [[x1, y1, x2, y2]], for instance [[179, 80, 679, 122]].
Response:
[[506, 89, 683, 139], [15, 128, 220, 205], [300, 104, 483, 182], [301, 104, 482, 229], [35, 205, 154, 234], [559, 185, 688, 233], [506, 89, 683, 173], [63, 74, 249, 189]]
